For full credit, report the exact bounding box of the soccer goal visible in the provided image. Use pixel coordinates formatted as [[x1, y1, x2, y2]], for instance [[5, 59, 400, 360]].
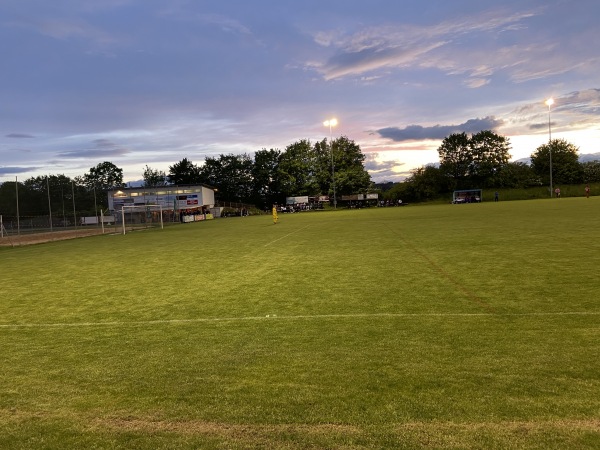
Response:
[[120, 204, 164, 235]]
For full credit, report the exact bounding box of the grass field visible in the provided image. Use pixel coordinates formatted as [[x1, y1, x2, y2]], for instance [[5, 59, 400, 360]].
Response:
[[1, 199, 599, 449]]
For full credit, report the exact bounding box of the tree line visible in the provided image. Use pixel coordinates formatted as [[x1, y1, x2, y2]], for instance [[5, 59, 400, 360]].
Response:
[[2, 130, 598, 218], [0, 162, 126, 218], [383, 131, 600, 203], [161, 136, 371, 209], [0, 136, 372, 217]]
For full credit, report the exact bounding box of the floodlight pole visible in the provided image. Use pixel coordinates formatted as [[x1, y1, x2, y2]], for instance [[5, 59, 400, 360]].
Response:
[[15, 176, 20, 236], [47, 176, 53, 232], [71, 181, 77, 229], [323, 118, 338, 208], [545, 98, 554, 197]]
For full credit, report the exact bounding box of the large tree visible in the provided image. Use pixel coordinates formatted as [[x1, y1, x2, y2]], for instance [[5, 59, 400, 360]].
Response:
[[438, 131, 511, 188], [400, 165, 446, 203], [277, 140, 319, 198], [492, 162, 538, 189], [82, 162, 124, 211], [328, 136, 372, 196], [22, 174, 81, 216], [168, 158, 201, 185], [437, 132, 471, 188], [83, 161, 124, 192], [468, 130, 511, 187], [530, 139, 583, 185], [199, 154, 253, 202], [0, 180, 23, 217], [582, 160, 600, 183], [142, 165, 167, 187], [0, 175, 94, 219], [251, 148, 282, 208]]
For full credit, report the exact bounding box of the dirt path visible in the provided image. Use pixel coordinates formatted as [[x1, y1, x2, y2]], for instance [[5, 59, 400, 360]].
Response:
[[0, 228, 111, 247]]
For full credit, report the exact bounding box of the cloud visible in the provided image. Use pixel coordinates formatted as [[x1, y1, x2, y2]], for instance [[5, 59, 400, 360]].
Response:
[[378, 117, 504, 142], [512, 89, 600, 132], [464, 78, 490, 89], [6, 133, 35, 138], [529, 122, 553, 131], [196, 13, 253, 37], [158, 6, 257, 41], [0, 166, 38, 176], [558, 89, 600, 113], [363, 153, 413, 183], [313, 9, 539, 82], [323, 41, 446, 81], [57, 139, 130, 158], [18, 17, 120, 48]]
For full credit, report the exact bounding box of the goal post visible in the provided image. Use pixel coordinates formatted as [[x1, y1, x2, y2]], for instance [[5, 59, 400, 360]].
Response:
[[120, 204, 164, 235]]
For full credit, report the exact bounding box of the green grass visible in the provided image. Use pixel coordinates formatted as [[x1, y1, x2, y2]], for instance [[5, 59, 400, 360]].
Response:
[[1, 199, 599, 449], [449, 183, 600, 203]]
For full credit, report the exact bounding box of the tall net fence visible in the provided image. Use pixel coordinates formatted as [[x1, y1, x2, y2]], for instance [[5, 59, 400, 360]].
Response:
[[0, 214, 116, 236]]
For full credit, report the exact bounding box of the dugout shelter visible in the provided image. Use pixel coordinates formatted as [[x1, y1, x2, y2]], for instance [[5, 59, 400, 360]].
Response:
[[453, 189, 482, 204]]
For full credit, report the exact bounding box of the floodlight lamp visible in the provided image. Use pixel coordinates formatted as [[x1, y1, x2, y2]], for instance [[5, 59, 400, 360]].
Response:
[[545, 98, 554, 107]]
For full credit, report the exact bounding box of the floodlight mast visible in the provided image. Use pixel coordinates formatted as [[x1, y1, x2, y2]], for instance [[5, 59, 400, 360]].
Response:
[[323, 118, 338, 208], [545, 98, 554, 197]]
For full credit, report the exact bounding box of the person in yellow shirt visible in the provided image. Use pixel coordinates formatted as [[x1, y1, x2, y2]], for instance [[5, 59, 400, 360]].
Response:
[[272, 205, 278, 224]]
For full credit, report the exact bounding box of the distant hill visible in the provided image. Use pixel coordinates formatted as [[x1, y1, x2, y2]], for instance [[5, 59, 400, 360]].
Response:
[[579, 153, 600, 163], [514, 153, 600, 165]]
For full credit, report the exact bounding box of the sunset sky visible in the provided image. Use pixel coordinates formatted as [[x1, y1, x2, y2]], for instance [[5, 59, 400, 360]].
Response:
[[1, 0, 599, 184]]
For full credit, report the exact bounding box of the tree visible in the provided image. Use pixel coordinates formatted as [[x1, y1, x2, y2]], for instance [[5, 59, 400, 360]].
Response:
[[387, 165, 446, 203], [21, 175, 81, 216], [83, 161, 124, 192], [492, 162, 539, 188], [0, 175, 91, 219], [437, 132, 471, 188], [315, 136, 372, 198], [199, 154, 254, 202], [582, 161, 600, 183], [438, 131, 512, 189], [142, 165, 167, 187], [530, 139, 583, 185], [168, 158, 201, 185], [0, 181, 21, 216], [278, 140, 319, 198], [468, 130, 511, 187], [314, 139, 332, 197], [251, 148, 281, 208], [80, 162, 124, 212]]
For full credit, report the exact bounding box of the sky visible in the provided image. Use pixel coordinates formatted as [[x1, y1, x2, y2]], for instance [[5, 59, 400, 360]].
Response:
[[1, 0, 600, 184]]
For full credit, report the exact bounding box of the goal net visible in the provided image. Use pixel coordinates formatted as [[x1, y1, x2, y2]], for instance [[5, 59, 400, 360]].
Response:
[[120, 204, 164, 235]]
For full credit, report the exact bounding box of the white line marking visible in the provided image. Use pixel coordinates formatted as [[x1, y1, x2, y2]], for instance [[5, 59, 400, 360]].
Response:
[[263, 225, 310, 247], [1, 312, 598, 329]]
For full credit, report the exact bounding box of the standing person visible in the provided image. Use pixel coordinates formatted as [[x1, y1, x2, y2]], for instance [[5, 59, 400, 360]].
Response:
[[272, 204, 278, 225], [555, 187, 561, 198], [585, 184, 590, 198], [494, 191, 499, 202]]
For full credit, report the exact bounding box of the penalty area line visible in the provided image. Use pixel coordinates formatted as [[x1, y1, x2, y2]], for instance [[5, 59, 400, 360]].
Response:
[[0, 311, 598, 329]]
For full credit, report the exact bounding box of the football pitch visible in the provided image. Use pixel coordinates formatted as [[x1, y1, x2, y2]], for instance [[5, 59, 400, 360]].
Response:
[[1, 199, 599, 449]]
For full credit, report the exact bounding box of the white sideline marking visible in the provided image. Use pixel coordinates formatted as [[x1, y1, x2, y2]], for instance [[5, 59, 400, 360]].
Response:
[[262, 225, 310, 247], [0, 311, 598, 329]]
